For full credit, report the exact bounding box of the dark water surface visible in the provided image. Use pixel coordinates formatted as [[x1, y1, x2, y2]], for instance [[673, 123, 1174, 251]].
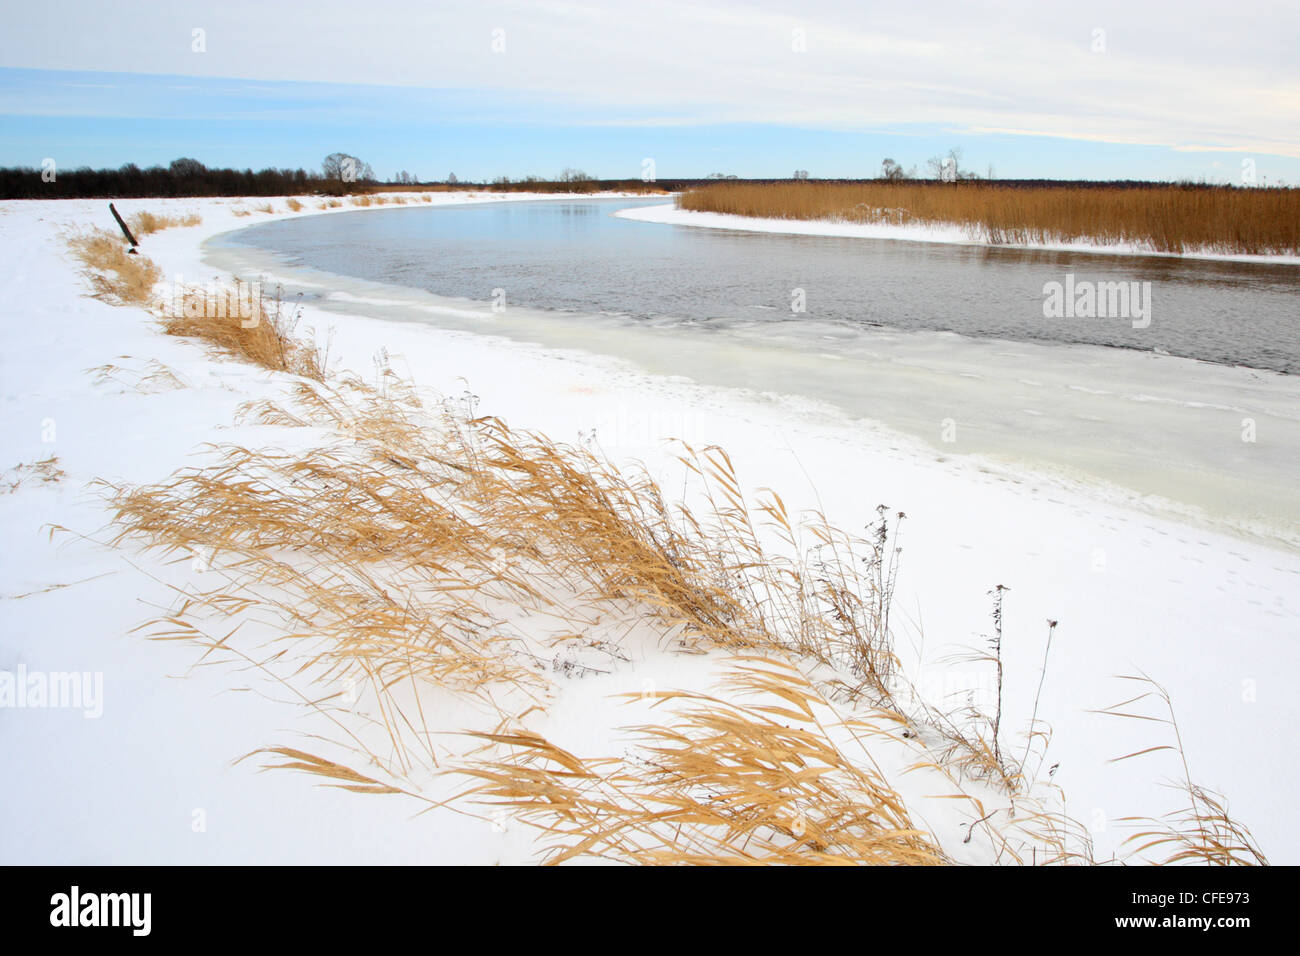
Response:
[[225, 198, 1300, 373], [210, 198, 1300, 547]]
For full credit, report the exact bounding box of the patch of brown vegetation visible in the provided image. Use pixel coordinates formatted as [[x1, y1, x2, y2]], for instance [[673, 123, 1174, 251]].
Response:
[[680, 182, 1300, 256]]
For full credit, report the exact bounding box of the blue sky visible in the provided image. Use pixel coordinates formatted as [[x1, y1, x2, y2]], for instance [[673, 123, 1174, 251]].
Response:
[[2, 1, 1297, 184]]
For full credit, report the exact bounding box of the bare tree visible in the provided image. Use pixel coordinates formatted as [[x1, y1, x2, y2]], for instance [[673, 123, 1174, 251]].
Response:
[[926, 147, 965, 182], [322, 152, 372, 185], [880, 158, 912, 181]]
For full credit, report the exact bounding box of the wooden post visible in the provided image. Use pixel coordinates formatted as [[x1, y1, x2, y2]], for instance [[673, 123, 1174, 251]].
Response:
[[109, 203, 139, 253]]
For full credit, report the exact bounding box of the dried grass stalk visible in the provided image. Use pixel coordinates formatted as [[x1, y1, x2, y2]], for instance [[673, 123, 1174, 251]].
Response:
[[680, 182, 1300, 256]]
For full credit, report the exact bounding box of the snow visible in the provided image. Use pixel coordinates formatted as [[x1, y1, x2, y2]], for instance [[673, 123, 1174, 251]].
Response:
[[1, 192, 1297, 864], [615, 202, 1300, 265]]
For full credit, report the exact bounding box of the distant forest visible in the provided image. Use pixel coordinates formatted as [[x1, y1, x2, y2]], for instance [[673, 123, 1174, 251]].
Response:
[[0, 154, 1248, 200], [2, 157, 337, 199]]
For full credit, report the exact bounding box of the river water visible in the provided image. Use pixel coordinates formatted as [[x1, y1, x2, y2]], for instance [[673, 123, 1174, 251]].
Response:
[[207, 198, 1300, 548]]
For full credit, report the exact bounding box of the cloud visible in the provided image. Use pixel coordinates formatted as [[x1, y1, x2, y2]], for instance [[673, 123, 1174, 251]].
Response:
[[1, 0, 1295, 157]]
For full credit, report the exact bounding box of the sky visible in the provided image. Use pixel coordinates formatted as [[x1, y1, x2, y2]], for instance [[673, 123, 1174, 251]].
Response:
[[1, 0, 1297, 183]]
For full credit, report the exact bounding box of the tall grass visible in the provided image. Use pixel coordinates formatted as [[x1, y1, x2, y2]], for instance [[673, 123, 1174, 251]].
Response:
[[99, 367, 1264, 864], [679, 182, 1300, 255], [110, 371, 902, 696], [65, 231, 323, 381], [66, 229, 161, 305], [457, 656, 947, 864], [161, 284, 325, 381], [105, 373, 1046, 860], [129, 210, 202, 236]]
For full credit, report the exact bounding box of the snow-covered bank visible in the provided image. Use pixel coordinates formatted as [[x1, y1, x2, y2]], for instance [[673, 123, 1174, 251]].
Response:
[[615, 202, 1300, 265], [2, 193, 1297, 863]]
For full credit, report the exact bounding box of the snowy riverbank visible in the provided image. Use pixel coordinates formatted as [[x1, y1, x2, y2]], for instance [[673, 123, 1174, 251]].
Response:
[[2, 193, 1296, 863]]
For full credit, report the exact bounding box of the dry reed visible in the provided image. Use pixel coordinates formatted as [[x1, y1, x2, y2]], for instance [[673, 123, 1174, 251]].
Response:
[[89, 359, 186, 393], [456, 656, 946, 864], [680, 182, 1300, 256], [129, 210, 202, 236], [66, 229, 161, 305], [160, 284, 325, 381], [1097, 675, 1269, 865], [4, 454, 65, 494], [100, 367, 1261, 864]]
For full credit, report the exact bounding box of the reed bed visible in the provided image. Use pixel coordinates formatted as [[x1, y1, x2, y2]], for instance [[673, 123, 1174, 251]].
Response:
[[100, 368, 1262, 864], [109, 370, 900, 694], [104, 373, 1034, 860], [679, 182, 1300, 256]]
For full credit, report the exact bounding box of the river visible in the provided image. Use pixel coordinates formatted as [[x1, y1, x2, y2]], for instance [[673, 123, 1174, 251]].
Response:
[[206, 197, 1300, 548]]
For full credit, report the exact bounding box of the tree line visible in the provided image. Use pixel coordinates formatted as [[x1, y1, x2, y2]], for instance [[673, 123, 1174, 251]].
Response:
[[0, 154, 375, 199], [1, 151, 1241, 199]]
